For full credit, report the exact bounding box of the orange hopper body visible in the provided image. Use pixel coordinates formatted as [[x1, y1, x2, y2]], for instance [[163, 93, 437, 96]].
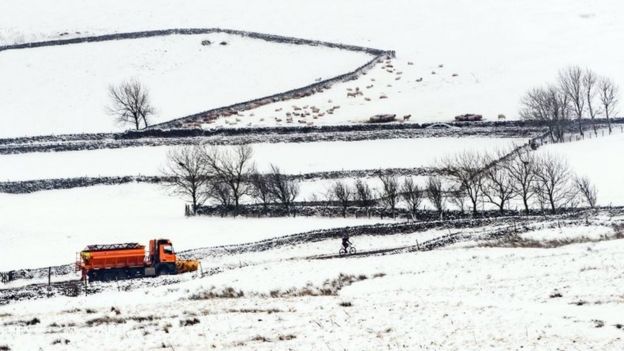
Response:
[[79, 243, 146, 272]]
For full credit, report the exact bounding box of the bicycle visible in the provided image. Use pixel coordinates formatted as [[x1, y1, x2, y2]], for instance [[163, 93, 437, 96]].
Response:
[[339, 246, 357, 256]]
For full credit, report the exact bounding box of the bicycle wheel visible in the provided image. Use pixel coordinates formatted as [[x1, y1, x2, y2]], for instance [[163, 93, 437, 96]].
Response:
[[339, 248, 347, 256], [349, 246, 356, 255]]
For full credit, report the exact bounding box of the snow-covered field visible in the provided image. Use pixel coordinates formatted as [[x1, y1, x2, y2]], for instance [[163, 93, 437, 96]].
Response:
[[0, 32, 370, 137], [0, 137, 523, 181], [537, 132, 624, 206], [3, 0, 624, 126], [0, 183, 392, 271], [2, 1, 624, 349], [2, 223, 624, 350]]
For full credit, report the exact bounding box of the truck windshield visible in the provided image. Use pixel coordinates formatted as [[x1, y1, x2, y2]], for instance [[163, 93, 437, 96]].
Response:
[[163, 245, 174, 254]]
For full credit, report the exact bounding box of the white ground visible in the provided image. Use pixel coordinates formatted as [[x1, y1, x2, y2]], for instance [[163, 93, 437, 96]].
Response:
[[0, 32, 370, 137], [0, 183, 392, 271], [1, 224, 624, 350], [537, 131, 624, 206], [0, 137, 523, 181], [2, 0, 624, 128], [2, 1, 624, 349]]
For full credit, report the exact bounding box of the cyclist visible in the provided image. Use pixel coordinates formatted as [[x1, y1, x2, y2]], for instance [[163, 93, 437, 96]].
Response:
[[341, 234, 352, 251]]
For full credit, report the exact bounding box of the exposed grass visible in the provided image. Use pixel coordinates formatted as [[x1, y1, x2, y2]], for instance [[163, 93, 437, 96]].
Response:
[[85, 316, 126, 327], [3, 317, 39, 327], [179, 318, 200, 327], [227, 308, 283, 314], [51, 339, 70, 345], [189, 287, 244, 300], [339, 301, 353, 307], [480, 228, 624, 249], [268, 273, 370, 298], [0, 345, 10, 351], [252, 335, 271, 342]]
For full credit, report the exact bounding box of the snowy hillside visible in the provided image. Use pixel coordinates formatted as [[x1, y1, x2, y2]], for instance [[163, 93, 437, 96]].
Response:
[[0, 32, 370, 137], [2, 0, 624, 125], [1, 1, 624, 350], [537, 131, 624, 206]]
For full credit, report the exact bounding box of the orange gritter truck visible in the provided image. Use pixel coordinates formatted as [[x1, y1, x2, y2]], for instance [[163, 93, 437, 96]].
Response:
[[76, 238, 198, 282]]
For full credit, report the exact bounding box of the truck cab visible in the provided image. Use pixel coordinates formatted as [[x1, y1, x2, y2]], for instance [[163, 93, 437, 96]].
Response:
[[148, 239, 177, 275]]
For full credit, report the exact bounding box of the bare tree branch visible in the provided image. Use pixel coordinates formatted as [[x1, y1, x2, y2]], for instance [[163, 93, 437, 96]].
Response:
[[426, 176, 445, 217], [379, 174, 399, 219], [107, 80, 154, 130], [162, 145, 210, 215], [401, 177, 423, 220], [598, 76, 619, 134], [559, 66, 585, 136]]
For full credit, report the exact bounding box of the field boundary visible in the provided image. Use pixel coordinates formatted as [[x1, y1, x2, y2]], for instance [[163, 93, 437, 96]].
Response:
[[0, 27, 394, 131]]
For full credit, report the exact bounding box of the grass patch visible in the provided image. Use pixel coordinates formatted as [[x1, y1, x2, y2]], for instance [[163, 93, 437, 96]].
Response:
[[339, 301, 353, 307], [3, 317, 40, 327], [480, 228, 624, 249], [189, 287, 244, 300], [179, 318, 200, 327], [51, 339, 70, 345], [251, 335, 271, 342], [227, 308, 283, 314], [85, 316, 126, 327], [268, 273, 369, 298]]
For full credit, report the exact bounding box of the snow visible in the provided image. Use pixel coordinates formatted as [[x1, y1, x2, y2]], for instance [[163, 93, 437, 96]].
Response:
[[0, 183, 391, 271], [520, 225, 615, 241], [0, 33, 370, 137], [0, 137, 523, 181], [2, 225, 624, 350], [537, 131, 624, 206], [2, 0, 624, 129], [2, 1, 624, 349]]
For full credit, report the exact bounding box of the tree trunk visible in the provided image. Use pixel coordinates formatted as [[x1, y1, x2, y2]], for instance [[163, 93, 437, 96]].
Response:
[[577, 117, 584, 137], [523, 196, 530, 214]]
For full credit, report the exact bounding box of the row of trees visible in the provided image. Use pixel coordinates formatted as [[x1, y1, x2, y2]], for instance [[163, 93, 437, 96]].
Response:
[[164, 144, 299, 215], [438, 150, 596, 215], [165, 144, 597, 218], [520, 66, 619, 142], [326, 149, 597, 219]]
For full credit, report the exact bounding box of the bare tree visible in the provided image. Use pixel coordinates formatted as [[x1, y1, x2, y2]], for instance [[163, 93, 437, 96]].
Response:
[[533, 154, 575, 213], [202, 144, 255, 215], [249, 170, 272, 213], [108, 80, 154, 130], [598, 76, 619, 134], [449, 187, 467, 214], [520, 85, 570, 142], [481, 161, 515, 214], [332, 181, 352, 217], [583, 68, 598, 134], [379, 175, 399, 219], [267, 164, 299, 214], [426, 176, 445, 217], [354, 179, 375, 218], [575, 176, 597, 208], [506, 150, 537, 214], [401, 177, 423, 220], [559, 66, 585, 136], [440, 151, 487, 215], [208, 181, 233, 213], [162, 145, 210, 215]]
